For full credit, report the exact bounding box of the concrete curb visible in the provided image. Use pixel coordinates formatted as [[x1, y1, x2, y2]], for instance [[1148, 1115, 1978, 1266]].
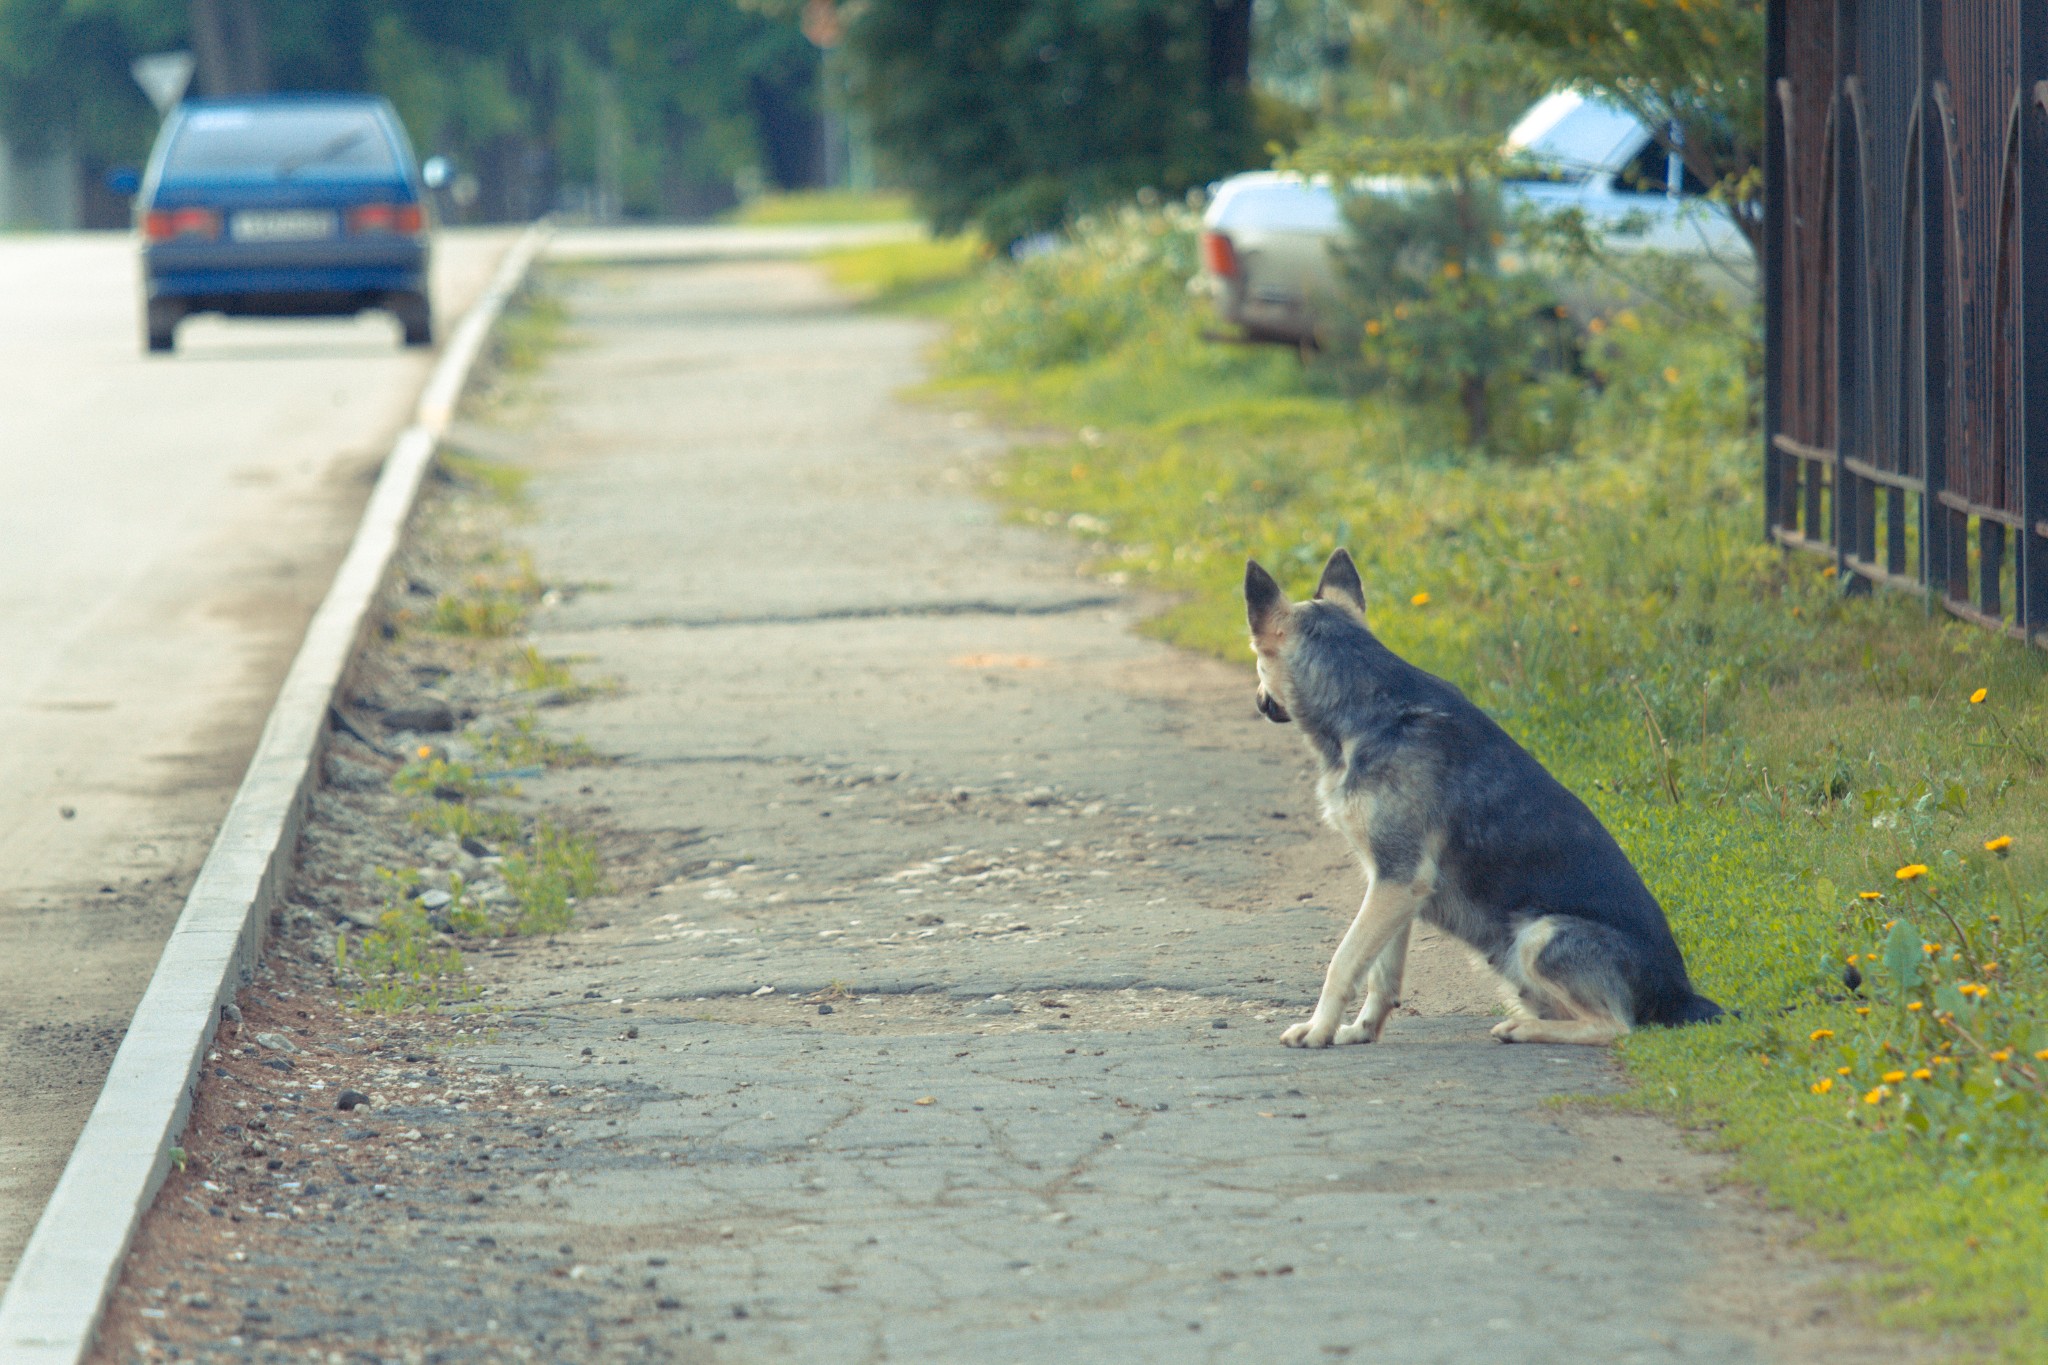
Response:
[[0, 222, 550, 1364]]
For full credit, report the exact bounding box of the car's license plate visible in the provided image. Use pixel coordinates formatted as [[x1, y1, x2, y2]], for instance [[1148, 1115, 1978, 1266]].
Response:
[[230, 209, 337, 243]]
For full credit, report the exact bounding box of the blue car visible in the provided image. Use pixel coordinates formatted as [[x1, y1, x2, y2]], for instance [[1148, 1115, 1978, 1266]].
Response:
[[132, 95, 435, 353]]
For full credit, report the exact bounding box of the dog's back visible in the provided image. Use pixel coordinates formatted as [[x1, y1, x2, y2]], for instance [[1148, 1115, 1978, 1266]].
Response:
[[1249, 551, 1720, 1045]]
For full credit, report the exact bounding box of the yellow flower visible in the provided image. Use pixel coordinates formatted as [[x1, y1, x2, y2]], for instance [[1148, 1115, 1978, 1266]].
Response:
[[1393, 303, 1410, 320], [1864, 1086, 1889, 1104], [1821, 565, 1838, 578], [1882, 1070, 1907, 1084], [1442, 261, 1464, 280], [1922, 942, 1940, 955], [1587, 316, 1609, 335], [1410, 591, 1430, 607], [1857, 891, 1883, 901], [1365, 319, 1383, 336], [1989, 1049, 2012, 1063], [1809, 1028, 1834, 1042], [1663, 365, 1681, 384], [1907, 1002, 1923, 1012], [1810, 1077, 1834, 1095], [1982, 962, 2000, 973], [1984, 835, 2012, 854], [416, 745, 433, 759], [1970, 687, 1988, 704], [1837, 1065, 1853, 1075], [2036, 1049, 2048, 1062], [1855, 1007, 1871, 1016], [1896, 864, 1929, 882], [1911, 1068, 1932, 1081]]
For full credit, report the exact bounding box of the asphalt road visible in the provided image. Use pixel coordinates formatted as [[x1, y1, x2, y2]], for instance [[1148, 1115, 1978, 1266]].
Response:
[[0, 227, 514, 1283], [95, 253, 1938, 1362]]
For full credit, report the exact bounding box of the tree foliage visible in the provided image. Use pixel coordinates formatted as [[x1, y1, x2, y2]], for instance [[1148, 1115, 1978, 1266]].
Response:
[[839, 0, 1260, 246], [1449, 0, 1765, 255], [0, 0, 822, 224]]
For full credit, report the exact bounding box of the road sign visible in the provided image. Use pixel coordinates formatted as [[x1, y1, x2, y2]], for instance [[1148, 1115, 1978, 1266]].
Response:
[[131, 51, 196, 114]]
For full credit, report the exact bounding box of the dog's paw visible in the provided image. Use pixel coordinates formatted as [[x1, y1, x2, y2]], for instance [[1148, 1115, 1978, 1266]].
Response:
[[1281, 1018, 1338, 1048], [1490, 1018, 1534, 1043], [1331, 1020, 1378, 1046]]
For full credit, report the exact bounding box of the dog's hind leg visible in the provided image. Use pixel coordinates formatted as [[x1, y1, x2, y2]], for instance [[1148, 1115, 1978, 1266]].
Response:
[[1334, 919, 1410, 1045], [1283, 878, 1428, 1048], [1489, 915, 1633, 1047]]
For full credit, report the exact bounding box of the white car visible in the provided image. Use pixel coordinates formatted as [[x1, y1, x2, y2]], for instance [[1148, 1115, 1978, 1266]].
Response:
[[1198, 91, 1753, 346]]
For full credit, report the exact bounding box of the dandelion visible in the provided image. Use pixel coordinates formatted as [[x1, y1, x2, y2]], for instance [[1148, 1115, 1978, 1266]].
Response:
[[1810, 1077, 1834, 1095], [1864, 1086, 1890, 1104], [1911, 1068, 1933, 1081], [1855, 1007, 1871, 1016], [1991, 1050, 2012, 1063], [1982, 962, 2000, 973], [1809, 1028, 1834, 1042], [1922, 942, 1941, 955], [1858, 891, 1883, 901], [1984, 835, 2012, 854], [1822, 565, 1838, 579], [1365, 319, 1383, 337], [1882, 1070, 1907, 1084], [1663, 365, 1681, 384], [2036, 1049, 2048, 1062], [417, 745, 433, 759], [1907, 1002, 1923, 1012], [1896, 864, 1929, 882], [1837, 1065, 1854, 1075], [1970, 687, 1988, 704], [1411, 591, 1430, 607], [1442, 261, 1464, 280]]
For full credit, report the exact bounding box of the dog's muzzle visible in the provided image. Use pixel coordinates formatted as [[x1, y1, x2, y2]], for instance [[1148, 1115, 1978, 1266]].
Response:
[[1256, 689, 1292, 724]]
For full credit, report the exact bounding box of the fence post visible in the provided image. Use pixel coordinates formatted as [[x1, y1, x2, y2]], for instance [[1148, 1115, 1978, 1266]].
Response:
[[2024, 65, 2048, 640]]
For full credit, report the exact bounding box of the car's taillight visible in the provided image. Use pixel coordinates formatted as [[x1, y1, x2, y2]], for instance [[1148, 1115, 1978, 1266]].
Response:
[[1201, 230, 1240, 279], [347, 202, 424, 235], [143, 207, 221, 242]]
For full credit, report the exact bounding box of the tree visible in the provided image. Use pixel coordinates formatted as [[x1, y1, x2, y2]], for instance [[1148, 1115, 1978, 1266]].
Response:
[[837, 0, 1261, 246], [1448, 0, 1765, 258]]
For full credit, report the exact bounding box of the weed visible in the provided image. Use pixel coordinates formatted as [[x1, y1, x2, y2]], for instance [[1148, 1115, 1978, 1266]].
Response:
[[334, 870, 471, 1013], [502, 823, 607, 935], [437, 448, 529, 504], [471, 713, 601, 771], [507, 644, 578, 692]]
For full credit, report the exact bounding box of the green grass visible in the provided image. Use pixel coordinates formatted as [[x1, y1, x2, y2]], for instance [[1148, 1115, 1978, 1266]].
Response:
[[906, 208, 2048, 1356], [814, 234, 986, 314], [730, 188, 916, 225]]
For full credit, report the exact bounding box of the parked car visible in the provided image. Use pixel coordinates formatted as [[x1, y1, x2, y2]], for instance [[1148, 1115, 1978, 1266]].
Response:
[[1197, 91, 1752, 347], [122, 95, 439, 354]]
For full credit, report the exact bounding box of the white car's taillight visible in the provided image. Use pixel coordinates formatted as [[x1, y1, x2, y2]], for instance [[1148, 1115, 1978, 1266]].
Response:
[[1201, 230, 1240, 279]]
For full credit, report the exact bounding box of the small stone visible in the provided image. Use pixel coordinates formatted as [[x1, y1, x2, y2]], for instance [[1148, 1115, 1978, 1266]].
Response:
[[968, 998, 1015, 1016], [460, 835, 496, 858], [626, 1026, 640, 1039], [58, 805, 76, 819], [419, 890, 454, 911], [656, 1297, 682, 1311], [380, 699, 457, 733], [750, 985, 775, 997], [262, 1058, 293, 1073], [253, 1032, 299, 1054], [322, 755, 386, 793], [220, 1003, 242, 1024], [335, 1090, 371, 1111], [1211, 1019, 1230, 1029], [817, 1004, 834, 1016]]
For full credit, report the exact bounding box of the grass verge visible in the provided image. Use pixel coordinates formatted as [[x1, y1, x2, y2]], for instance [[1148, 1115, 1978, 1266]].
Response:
[[875, 213, 2048, 1356], [730, 188, 916, 225]]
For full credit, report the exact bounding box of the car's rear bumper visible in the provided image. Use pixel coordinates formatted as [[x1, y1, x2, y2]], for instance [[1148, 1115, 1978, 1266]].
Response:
[[145, 238, 428, 308]]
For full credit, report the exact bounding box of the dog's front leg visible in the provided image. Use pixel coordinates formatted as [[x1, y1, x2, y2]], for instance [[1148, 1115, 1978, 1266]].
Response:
[[1334, 918, 1411, 1045], [1282, 880, 1426, 1048]]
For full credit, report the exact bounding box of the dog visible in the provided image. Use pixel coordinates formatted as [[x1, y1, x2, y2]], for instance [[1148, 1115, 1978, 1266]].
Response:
[[1246, 549, 1721, 1047]]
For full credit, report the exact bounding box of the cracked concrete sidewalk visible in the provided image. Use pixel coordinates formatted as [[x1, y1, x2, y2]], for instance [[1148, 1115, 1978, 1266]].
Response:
[[96, 254, 1939, 1363]]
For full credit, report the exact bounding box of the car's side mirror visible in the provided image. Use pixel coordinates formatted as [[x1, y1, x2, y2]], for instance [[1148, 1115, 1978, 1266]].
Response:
[[421, 156, 451, 191], [106, 167, 141, 197]]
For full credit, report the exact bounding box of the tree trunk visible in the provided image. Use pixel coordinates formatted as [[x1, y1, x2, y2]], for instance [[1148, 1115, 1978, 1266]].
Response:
[[1208, 0, 1253, 94], [191, 0, 270, 96], [1460, 372, 1490, 448]]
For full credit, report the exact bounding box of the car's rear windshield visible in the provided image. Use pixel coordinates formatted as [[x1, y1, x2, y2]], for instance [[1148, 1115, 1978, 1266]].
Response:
[[162, 106, 401, 181]]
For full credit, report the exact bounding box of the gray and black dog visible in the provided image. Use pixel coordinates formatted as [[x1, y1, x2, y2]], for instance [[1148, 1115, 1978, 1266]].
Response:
[[1246, 549, 1722, 1047]]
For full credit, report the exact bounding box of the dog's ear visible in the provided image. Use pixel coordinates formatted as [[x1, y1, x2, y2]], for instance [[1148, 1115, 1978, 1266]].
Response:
[[1314, 549, 1366, 614], [1245, 559, 1290, 645]]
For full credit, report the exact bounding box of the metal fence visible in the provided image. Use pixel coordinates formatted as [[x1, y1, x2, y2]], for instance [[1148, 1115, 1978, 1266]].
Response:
[[1764, 0, 2048, 644]]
